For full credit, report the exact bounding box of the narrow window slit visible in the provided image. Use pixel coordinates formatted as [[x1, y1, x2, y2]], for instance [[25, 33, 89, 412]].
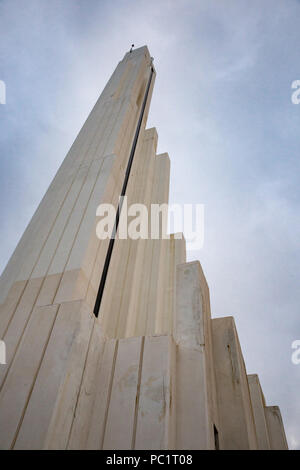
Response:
[[93, 64, 154, 318]]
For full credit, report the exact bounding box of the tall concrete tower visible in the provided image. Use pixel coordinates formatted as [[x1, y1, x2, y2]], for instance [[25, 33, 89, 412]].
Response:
[[0, 46, 288, 450]]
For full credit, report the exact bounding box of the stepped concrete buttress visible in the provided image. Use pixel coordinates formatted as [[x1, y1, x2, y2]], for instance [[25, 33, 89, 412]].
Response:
[[0, 46, 287, 449]]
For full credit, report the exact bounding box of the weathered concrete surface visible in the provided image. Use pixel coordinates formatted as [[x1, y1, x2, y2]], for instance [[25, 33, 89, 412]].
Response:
[[135, 335, 175, 449], [248, 374, 270, 449], [264, 406, 288, 449], [175, 261, 219, 450], [212, 317, 258, 449]]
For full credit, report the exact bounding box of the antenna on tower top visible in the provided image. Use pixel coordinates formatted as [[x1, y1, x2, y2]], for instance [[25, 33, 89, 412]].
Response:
[[129, 44, 134, 53]]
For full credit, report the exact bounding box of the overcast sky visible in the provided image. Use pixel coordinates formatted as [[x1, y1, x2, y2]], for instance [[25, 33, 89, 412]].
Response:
[[0, 0, 299, 449]]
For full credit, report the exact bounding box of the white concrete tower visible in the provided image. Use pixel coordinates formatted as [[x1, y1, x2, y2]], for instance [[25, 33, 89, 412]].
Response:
[[0, 46, 288, 450]]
